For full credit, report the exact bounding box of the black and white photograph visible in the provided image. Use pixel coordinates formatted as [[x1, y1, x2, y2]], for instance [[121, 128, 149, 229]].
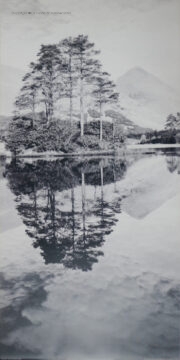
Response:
[[0, 0, 180, 359]]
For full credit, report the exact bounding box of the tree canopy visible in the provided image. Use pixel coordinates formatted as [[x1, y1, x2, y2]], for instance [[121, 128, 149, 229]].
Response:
[[165, 112, 180, 131], [6, 35, 120, 154]]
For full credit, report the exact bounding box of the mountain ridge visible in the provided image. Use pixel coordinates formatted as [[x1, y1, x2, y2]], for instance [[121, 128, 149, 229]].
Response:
[[118, 67, 178, 93], [116, 67, 180, 130]]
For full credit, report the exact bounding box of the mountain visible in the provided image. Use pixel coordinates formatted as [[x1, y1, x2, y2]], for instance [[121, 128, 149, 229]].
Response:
[[116, 67, 180, 130], [0, 64, 24, 116], [105, 109, 152, 135]]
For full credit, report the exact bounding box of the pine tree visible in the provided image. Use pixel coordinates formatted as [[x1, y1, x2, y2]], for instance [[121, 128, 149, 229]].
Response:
[[14, 63, 39, 127], [165, 114, 177, 131], [72, 35, 101, 136], [92, 71, 119, 141], [59, 37, 79, 125], [33, 44, 62, 124], [176, 112, 180, 129]]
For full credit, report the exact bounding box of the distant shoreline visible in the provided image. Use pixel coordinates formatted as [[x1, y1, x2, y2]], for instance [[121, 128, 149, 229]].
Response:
[[127, 144, 180, 149], [1, 143, 180, 159]]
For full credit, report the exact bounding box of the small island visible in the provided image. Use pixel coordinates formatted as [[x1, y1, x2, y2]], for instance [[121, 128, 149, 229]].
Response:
[[0, 35, 179, 158], [5, 35, 120, 157]]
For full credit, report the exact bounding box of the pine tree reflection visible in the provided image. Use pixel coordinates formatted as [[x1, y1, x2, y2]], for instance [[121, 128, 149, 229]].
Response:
[[5, 158, 127, 271]]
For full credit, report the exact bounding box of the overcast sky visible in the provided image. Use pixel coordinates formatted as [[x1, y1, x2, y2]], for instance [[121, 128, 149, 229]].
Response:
[[0, 0, 180, 113]]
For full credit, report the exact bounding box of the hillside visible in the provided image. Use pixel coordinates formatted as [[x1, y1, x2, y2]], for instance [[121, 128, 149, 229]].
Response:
[[105, 109, 151, 135], [116, 67, 180, 130]]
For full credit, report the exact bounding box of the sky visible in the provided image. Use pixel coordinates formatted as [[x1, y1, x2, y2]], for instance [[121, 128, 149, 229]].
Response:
[[0, 0, 180, 114]]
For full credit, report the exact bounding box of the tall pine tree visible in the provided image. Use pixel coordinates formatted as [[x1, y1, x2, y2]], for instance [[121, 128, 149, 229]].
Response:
[[58, 37, 79, 125], [33, 44, 61, 124], [14, 63, 39, 128], [165, 114, 177, 131], [73, 35, 101, 136], [92, 71, 119, 141]]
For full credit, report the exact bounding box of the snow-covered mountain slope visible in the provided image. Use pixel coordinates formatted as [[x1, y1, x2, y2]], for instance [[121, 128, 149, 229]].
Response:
[[116, 67, 180, 130]]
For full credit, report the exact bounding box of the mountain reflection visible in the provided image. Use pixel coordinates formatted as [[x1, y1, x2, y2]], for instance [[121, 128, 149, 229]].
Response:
[[165, 152, 180, 174], [5, 158, 127, 271]]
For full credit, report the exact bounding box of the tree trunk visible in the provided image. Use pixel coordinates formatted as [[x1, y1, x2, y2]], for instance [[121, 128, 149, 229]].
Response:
[[100, 103, 103, 142], [69, 51, 73, 126], [50, 189, 56, 239], [49, 71, 54, 123], [112, 118, 115, 142], [80, 77, 84, 137], [49, 92, 53, 123], [45, 101, 49, 124], [32, 94, 35, 128], [70, 93, 73, 126]]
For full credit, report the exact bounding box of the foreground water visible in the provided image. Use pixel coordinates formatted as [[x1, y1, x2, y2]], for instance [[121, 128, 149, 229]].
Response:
[[0, 149, 180, 360]]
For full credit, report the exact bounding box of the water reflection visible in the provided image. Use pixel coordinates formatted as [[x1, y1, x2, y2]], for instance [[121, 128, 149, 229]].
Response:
[[0, 270, 54, 358], [4, 150, 180, 271], [165, 152, 180, 173], [1, 150, 180, 359], [5, 157, 127, 270]]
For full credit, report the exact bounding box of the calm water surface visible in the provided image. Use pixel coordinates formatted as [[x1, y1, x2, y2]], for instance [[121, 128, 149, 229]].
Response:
[[0, 150, 180, 360]]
